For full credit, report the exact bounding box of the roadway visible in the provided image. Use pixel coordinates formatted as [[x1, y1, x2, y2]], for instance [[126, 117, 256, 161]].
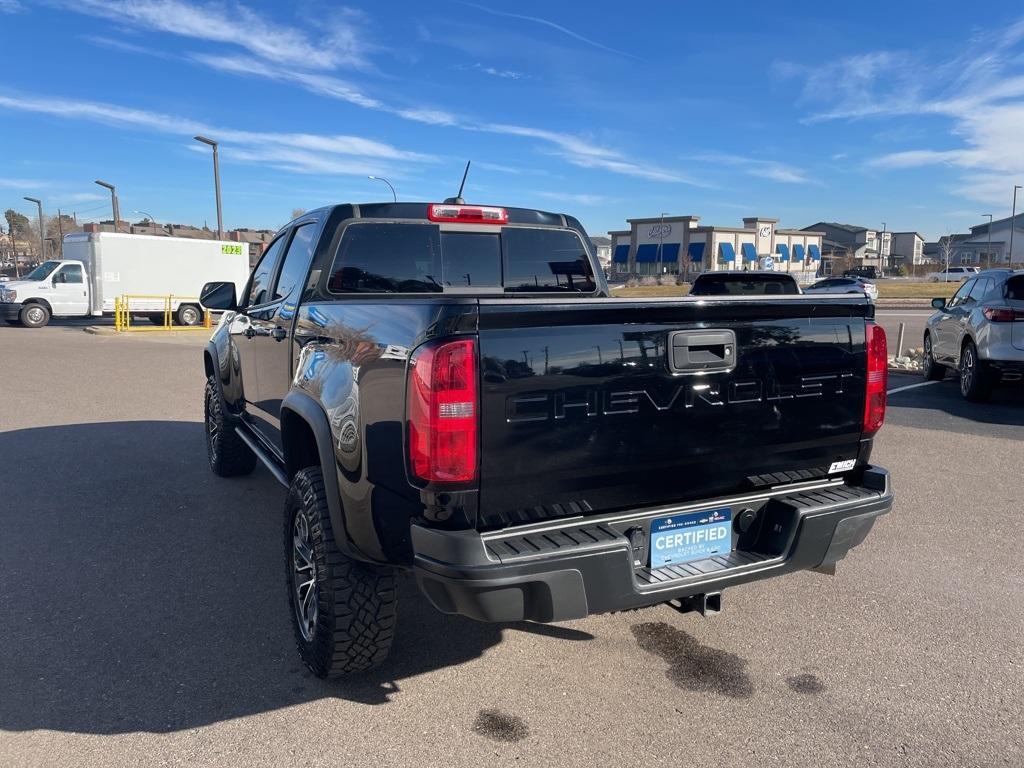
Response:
[[1, 325, 1020, 768]]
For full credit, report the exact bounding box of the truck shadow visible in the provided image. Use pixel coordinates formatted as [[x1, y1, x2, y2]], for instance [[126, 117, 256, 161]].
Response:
[[0, 421, 591, 734]]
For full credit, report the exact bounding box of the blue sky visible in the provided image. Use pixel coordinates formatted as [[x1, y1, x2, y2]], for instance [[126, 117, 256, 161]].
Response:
[[2, 0, 1024, 239]]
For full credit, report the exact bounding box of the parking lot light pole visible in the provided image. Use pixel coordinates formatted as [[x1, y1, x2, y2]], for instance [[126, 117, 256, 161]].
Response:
[[94, 180, 121, 233], [1010, 186, 1021, 266], [982, 214, 993, 268], [23, 196, 45, 260], [194, 135, 223, 239], [367, 176, 397, 202]]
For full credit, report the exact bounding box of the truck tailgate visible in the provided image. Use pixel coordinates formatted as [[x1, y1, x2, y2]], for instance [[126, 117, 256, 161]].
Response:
[[476, 296, 872, 530]]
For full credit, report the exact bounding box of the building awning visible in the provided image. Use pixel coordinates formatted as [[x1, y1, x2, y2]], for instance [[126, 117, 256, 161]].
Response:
[[741, 243, 758, 262], [612, 244, 629, 263], [808, 244, 822, 261], [776, 243, 790, 261], [688, 242, 705, 262], [719, 242, 736, 262], [792, 244, 806, 261], [635, 243, 679, 262]]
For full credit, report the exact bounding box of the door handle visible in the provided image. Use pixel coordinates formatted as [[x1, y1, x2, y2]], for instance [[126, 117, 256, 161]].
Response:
[[668, 330, 737, 373], [271, 327, 288, 342]]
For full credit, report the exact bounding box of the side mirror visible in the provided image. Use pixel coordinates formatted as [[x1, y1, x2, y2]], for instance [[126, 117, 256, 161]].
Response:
[[200, 281, 238, 311], [931, 297, 947, 310]]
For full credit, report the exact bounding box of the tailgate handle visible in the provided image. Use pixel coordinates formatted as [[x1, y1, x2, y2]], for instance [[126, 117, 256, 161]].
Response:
[[668, 330, 736, 373]]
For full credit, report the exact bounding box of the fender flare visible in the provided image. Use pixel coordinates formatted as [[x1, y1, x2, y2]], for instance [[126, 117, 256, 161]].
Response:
[[280, 390, 363, 561], [21, 298, 53, 314]]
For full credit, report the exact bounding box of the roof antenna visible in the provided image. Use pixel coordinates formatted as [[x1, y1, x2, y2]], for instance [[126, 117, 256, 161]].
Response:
[[444, 161, 471, 204]]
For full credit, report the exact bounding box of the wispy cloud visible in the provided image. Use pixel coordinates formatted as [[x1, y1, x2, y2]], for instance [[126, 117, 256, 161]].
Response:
[[778, 17, 1024, 206], [459, 2, 635, 59], [1, 0, 24, 14], [534, 191, 610, 206], [688, 152, 814, 184], [0, 177, 48, 189], [0, 93, 436, 178], [472, 63, 525, 80], [53, 0, 369, 70]]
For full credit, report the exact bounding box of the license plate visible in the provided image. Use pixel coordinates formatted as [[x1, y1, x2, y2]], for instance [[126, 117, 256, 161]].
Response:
[[650, 507, 732, 569]]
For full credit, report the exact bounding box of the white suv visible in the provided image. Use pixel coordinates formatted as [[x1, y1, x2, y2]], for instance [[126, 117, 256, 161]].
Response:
[[927, 266, 980, 283]]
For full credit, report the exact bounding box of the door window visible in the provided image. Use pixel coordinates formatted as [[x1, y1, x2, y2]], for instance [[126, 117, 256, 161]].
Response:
[[968, 278, 992, 302], [245, 235, 287, 307], [272, 223, 318, 302], [55, 264, 83, 283], [948, 279, 975, 308]]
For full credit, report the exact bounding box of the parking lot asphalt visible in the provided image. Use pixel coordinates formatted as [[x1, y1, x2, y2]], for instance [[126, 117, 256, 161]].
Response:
[[1, 324, 1022, 768]]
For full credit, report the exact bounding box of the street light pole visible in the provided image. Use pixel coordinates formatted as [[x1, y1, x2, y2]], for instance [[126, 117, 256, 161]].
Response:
[[657, 212, 668, 275], [23, 196, 45, 260], [367, 176, 397, 202], [1010, 185, 1022, 266], [194, 135, 224, 239], [94, 180, 121, 233], [57, 208, 64, 258], [982, 214, 993, 269]]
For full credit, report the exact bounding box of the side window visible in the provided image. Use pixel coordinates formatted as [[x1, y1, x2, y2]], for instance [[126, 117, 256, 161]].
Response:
[[55, 264, 83, 283], [272, 223, 317, 302], [967, 278, 992, 302], [949, 279, 975, 308], [245, 235, 287, 307]]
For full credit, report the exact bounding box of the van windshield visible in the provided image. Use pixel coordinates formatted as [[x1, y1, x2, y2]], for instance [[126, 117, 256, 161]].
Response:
[[327, 223, 596, 294], [25, 261, 61, 281]]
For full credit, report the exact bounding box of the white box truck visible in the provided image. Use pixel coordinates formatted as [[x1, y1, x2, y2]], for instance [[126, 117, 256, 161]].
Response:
[[0, 232, 252, 328]]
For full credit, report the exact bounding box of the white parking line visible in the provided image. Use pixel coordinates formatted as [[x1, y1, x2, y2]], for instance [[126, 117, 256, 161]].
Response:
[[887, 380, 940, 395]]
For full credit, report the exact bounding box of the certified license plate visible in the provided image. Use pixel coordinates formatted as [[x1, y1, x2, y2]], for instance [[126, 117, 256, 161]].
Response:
[[650, 507, 732, 569]]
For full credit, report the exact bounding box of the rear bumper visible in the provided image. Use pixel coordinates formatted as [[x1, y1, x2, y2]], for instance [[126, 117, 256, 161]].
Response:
[[413, 466, 893, 623]]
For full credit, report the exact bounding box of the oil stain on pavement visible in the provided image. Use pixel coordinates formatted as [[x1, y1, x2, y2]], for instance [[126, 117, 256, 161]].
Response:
[[473, 709, 529, 742], [631, 622, 754, 698], [786, 673, 825, 694]]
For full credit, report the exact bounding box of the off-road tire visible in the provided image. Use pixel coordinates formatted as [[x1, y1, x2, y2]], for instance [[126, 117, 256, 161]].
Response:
[[285, 467, 397, 677], [19, 303, 50, 328], [959, 340, 991, 402], [922, 333, 945, 381], [204, 376, 257, 476]]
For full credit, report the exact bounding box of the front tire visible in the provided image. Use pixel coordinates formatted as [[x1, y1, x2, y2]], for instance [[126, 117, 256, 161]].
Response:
[[20, 303, 50, 328], [285, 467, 397, 677], [177, 304, 202, 326], [959, 341, 991, 402], [922, 333, 945, 381], [204, 376, 257, 476]]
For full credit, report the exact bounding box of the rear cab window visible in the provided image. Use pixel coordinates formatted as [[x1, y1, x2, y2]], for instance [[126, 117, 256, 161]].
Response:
[[326, 222, 596, 295], [690, 273, 799, 296]]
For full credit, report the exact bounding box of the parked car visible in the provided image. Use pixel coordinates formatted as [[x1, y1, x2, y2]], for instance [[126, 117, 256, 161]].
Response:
[[803, 276, 879, 302], [689, 271, 801, 296], [843, 266, 882, 280], [199, 200, 893, 676], [926, 266, 980, 283], [922, 270, 1024, 401]]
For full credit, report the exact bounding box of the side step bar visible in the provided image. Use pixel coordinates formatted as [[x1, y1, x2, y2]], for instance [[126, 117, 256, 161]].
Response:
[[666, 592, 722, 617], [235, 426, 289, 488]]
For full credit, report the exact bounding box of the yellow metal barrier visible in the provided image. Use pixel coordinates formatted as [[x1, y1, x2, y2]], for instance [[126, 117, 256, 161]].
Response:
[[114, 294, 212, 332]]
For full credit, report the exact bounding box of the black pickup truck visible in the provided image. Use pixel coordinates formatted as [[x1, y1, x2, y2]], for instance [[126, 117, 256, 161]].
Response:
[[200, 201, 893, 677]]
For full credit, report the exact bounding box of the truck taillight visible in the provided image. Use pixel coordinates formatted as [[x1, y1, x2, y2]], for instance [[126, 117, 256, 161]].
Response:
[[982, 306, 1024, 322], [427, 204, 507, 224], [407, 338, 479, 484], [864, 321, 887, 437]]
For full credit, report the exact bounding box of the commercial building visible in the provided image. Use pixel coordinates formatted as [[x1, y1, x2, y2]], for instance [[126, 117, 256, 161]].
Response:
[[609, 215, 824, 280]]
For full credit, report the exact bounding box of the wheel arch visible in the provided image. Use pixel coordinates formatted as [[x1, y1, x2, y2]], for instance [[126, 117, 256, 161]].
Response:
[[280, 390, 363, 561], [21, 297, 52, 313]]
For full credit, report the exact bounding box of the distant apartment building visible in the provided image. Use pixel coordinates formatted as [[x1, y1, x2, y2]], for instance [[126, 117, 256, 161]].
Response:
[[888, 232, 925, 266], [609, 214, 824, 279], [802, 222, 891, 265], [937, 213, 1024, 266], [589, 236, 612, 272]]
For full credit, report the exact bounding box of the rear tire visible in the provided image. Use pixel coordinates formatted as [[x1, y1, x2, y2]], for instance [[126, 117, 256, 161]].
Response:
[[177, 304, 202, 326], [922, 333, 945, 381], [204, 376, 257, 476], [959, 341, 991, 402], [148, 313, 167, 326], [285, 467, 397, 677], [19, 303, 50, 328]]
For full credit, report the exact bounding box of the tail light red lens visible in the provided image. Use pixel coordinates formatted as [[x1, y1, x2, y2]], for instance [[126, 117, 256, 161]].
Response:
[[864, 321, 887, 437], [407, 338, 478, 484], [982, 306, 1024, 322]]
